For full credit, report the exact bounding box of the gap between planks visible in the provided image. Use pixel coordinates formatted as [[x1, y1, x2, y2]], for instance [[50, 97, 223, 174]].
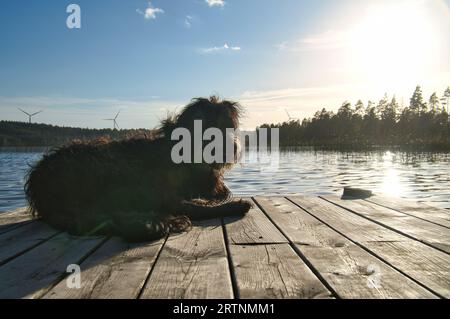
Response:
[[0, 221, 61, 267], [321, 195, 450, 255], [286, 195, 449, 298], [0, 233, 108, 299], [1, 196, 448, 299], [44, 236, 166, 299], [0, 207, 35, 235], [253, 196, 439, 299], [363, 195, 450, 229], [250, 197, 338, 299]]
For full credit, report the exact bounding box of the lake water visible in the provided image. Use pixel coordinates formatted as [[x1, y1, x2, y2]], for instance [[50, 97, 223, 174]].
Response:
[[0, 147, 449, 212]]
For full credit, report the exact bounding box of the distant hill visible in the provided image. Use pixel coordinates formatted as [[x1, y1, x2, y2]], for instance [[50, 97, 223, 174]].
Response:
[[0, 121, 153, 147]]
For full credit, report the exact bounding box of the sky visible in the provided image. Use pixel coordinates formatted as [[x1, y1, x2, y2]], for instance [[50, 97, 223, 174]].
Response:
[[0, 0, 449, 129]]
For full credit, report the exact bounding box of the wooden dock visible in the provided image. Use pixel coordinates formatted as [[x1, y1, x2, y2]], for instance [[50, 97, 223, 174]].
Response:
[[0, 195, 448, 299]]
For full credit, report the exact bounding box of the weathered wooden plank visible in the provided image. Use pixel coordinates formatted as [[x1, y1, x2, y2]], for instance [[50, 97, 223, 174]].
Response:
[[365, 195, 450, 228], [289, 196, 450, 298], [0, 221, 59, 266], [323, 195, 450, 254], [229, 244, 333, 299], [254, 196, 437, 299], [43, 237, 164, 299], [0, 207, 33, 234], [0, 233, 104, 299], [223, 199, 287, 244], [140, 219, 233, 299]]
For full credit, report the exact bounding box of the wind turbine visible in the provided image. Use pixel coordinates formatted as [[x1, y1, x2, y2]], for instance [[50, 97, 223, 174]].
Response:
[[285, 109, 299, 122], [18, 108, 43, 124], [104, 110, 121, 130]]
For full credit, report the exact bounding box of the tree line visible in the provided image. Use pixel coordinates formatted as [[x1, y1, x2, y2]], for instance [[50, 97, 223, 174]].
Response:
[[259, 86, 450, 149], [0, 121, 151, 147], [1, 86, 449, 149]]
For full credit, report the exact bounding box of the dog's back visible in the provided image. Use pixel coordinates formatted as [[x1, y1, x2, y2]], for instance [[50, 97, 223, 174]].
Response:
[[26, 138, 174, 234], [25, 97, 252, 241]]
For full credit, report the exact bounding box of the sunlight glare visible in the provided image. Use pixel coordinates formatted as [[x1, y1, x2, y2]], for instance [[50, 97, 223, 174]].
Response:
[[380, 169, 405, 197], [348, 1, 443, 88], [379, 151, 405, 197]]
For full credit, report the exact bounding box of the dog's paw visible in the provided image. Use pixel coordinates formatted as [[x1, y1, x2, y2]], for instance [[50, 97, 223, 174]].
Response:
[[239, 199, 254, 212], [229, 199, 253, 215]]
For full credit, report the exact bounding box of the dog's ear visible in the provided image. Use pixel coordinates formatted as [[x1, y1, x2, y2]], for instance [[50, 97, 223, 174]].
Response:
[[220, 99, 242, 129], [175, 98, 211, 128], [158, 98, 212, 138], [175, 96, 242, 129]]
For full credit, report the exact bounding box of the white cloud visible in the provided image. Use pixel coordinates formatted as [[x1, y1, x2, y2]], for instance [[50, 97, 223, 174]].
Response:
[[277, 30, 351, 52], [201, 43, 241, 54], [136, 2, 164, 20], [206, 0, 225, 7], [184, 15, 193, 28], [239, 85, 363, 107]]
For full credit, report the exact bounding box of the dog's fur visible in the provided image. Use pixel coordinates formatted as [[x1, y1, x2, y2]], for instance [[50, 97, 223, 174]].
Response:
[[25, 96, 252, 242]]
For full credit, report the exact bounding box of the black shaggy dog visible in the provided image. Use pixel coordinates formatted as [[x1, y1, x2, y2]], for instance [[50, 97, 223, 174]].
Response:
[[25, 96, 252, 242]]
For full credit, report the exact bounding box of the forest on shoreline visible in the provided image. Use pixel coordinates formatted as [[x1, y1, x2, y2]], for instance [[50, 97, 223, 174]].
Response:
[[259, 86, 450, 150], [0, 121, 151, 147], [1, 86, 449, 150]]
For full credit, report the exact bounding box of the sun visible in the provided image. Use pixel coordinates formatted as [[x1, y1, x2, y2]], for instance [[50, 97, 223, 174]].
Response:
[[346, 1, 445, 89]]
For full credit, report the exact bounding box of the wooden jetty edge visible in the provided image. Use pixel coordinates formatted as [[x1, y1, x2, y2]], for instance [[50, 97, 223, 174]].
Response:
[[0, 195, 448, 299]]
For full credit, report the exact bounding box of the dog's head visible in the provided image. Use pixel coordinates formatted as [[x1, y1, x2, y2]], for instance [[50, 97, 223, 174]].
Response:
[[162, 96, 243, 168]]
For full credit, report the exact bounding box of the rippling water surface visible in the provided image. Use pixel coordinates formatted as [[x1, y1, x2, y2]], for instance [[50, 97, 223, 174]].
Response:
[[0, 148, 45, 212], [227, 148, 450, 209], [0, 147, 449, 212]]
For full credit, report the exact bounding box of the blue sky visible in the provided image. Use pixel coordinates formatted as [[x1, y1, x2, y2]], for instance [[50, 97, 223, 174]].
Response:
[[1, 0, 449, 129]]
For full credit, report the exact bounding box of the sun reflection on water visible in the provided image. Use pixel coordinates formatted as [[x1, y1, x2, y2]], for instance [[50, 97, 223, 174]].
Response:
[[379, 151, 406, 197]]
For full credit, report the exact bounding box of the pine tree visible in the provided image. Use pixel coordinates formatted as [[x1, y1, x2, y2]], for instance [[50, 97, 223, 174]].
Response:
[[354, 100, 365, 117], [376, 94, 389, 118], [337, 101, 353, 118], [365, 101, 376, 117], [410, 85, 427, 114], [429, 92, 439, 113], [442, 86, 450, 113], [383, 96, 398, 121]]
